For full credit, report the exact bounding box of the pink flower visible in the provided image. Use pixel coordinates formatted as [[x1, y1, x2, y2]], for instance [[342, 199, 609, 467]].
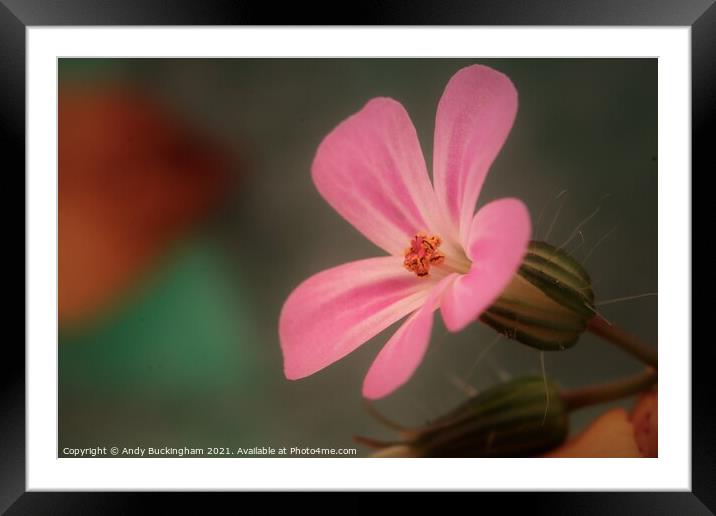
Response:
[[279, 65, 531, 399]]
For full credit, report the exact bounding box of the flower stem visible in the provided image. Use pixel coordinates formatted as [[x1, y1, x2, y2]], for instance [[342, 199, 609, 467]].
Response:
[[587, 316, 658, 368], [560, 368, 657, 412]]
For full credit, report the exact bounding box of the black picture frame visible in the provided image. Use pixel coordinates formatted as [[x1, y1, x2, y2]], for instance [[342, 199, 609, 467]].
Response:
[[4, 0, 708, 512]]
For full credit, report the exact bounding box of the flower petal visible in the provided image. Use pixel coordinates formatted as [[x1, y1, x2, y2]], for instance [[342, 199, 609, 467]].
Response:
[[312, 98, 445, 256], [441, 198, 531, 332], [279, 257, 436, 379], [433, 65, 518, 243], [362, 275, 455, 400]]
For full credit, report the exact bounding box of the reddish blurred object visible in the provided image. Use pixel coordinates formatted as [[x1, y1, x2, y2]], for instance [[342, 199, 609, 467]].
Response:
[[544, 389, 658, 458], [544, 408, 641, 458], [631, 389, 658, 458], [59, 85, 232, 327]]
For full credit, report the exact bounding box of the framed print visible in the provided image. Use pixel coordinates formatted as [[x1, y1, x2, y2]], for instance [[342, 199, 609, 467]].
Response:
[[4, 0, 710, 511]]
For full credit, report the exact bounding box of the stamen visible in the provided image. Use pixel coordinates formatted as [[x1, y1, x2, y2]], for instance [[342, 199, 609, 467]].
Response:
[[404, 233, 445, 277]]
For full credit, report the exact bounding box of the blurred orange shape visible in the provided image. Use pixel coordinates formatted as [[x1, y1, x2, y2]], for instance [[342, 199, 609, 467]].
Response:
[[544, 408, 641, 458], [59, 85, 232, 327], [631, 390, 658, 458], [544, 389, 657, 458]]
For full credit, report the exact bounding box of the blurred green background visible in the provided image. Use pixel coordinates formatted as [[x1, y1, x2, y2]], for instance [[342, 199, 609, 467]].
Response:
[[58, 59, 657, 457]]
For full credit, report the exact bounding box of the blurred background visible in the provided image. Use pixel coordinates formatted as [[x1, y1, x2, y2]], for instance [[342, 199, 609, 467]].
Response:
[[58, 58, 657, 457]]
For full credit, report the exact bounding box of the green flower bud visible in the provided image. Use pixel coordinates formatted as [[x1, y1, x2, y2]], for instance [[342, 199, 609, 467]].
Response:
[[360, 376, 568, 458], [481, 240, 597, 351]]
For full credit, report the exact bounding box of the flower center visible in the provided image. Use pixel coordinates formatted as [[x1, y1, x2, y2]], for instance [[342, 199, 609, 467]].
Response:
[[404, 233, 445, 277]]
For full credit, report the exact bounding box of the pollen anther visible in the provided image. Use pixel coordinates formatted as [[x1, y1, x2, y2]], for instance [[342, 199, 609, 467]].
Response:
[[404, 233, 445, 277]]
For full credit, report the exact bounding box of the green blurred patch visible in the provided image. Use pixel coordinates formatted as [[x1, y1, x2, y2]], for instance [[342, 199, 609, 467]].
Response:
[[59, 58, 158, 83], [59, 238, 259, 397]]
